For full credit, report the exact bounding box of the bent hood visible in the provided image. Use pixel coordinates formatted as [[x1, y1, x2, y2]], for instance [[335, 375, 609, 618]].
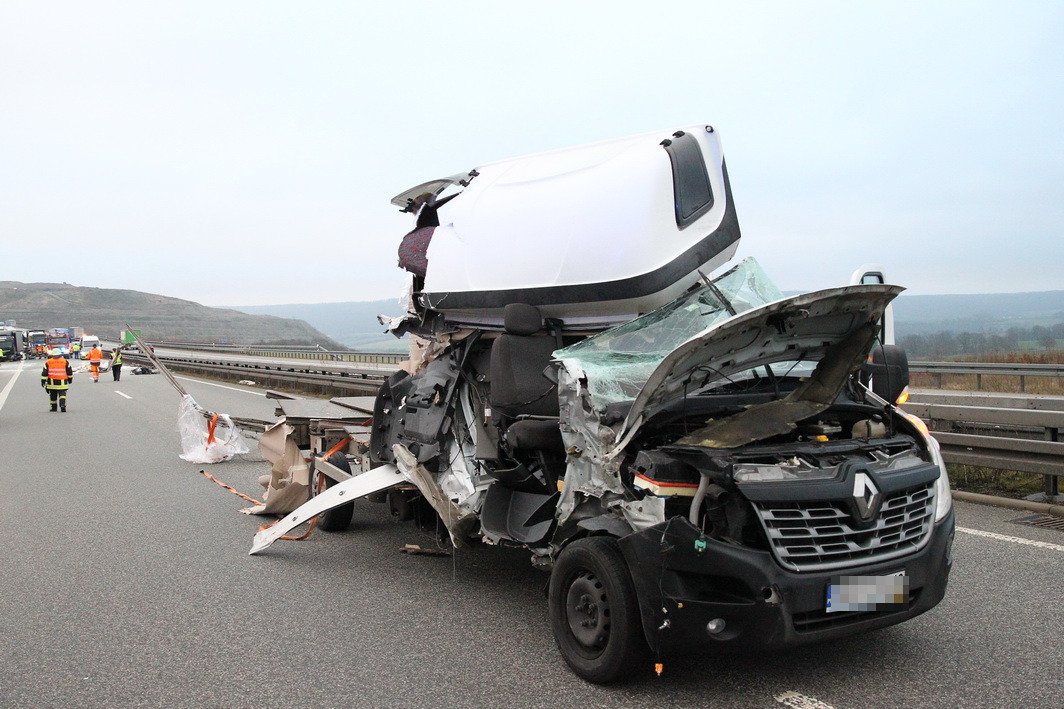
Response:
[[615, 284, 903, 448]]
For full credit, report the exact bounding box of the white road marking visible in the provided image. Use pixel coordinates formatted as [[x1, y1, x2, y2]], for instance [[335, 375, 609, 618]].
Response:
[[174, 375, 266, 397], [775, 691, 836, 709], [115, 391, 132, 399], [958, 526, 1064, 553], [0, 360, 26, 414]]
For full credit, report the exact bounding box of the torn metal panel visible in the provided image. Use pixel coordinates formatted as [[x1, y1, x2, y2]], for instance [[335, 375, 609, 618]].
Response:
[[393, 444, 478, 548], [554, 362, 628, 530], [249, 464, 406, 555], [245, 420, 311, 515], [619, 496, 666, 532]]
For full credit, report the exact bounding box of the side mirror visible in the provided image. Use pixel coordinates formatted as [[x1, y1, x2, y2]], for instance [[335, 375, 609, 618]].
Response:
[[861, 344, 909, 404]]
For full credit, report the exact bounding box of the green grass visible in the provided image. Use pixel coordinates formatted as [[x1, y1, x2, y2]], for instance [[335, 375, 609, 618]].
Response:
[[948, 464, 1048, 499]]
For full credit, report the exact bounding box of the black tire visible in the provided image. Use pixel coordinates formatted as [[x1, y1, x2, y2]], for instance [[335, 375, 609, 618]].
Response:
[[548, 536, 649, 684], [316, 453, 355, 532]]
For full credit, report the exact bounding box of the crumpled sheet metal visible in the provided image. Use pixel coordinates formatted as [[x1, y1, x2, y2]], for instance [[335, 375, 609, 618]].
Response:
[[242, 419, 311, 515], [675, 320, 879, 449], [401, 329, 475, 376], [556, 364, 663, 533]]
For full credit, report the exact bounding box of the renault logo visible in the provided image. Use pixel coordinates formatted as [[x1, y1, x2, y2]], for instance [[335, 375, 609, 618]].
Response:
[[852, 472, 881, 522]]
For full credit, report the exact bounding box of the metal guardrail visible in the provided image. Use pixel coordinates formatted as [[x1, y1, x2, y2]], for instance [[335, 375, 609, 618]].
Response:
[[147, 341, 407, 365], [904, 390, 1063, 499], [130, 341, 1064, 497], [148, 346, 1064, 385], [122, 352, 389, 395], [909, 361, 1064, 392]]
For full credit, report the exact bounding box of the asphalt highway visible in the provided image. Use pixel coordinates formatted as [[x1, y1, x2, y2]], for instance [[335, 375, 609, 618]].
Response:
[[1, 358, 1062, 708]]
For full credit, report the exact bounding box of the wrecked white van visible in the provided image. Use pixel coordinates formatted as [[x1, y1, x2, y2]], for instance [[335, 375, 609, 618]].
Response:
[[252, 125, 954, 684]]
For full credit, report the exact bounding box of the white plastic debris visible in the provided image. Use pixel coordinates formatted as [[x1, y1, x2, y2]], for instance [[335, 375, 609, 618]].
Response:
[[177, 394, 250, 463]]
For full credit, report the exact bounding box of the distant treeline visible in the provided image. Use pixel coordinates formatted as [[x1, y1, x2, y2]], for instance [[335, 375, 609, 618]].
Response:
[[899, 322, 1064, 357]]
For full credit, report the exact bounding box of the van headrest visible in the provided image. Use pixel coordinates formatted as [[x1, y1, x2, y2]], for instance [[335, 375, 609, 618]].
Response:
[[503, 303, 543, 336]]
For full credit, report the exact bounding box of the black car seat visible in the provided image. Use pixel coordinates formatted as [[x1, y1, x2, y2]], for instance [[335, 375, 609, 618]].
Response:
[[489, 303, 564, 454]]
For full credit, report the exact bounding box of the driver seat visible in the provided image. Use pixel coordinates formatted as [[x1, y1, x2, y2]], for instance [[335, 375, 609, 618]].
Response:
[[489, 303, 564, 454]]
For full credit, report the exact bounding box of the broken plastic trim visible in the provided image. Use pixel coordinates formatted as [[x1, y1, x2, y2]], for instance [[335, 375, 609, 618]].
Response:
[[662, 130, 714, 228]]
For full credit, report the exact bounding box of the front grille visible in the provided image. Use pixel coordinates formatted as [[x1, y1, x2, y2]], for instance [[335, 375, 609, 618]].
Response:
[[753, 481, 936, 572]]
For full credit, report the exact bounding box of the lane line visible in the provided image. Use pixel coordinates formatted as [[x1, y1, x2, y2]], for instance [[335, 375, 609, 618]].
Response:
[[0, 360, 26, 414], [958, 526, 1064, 553], [174, 375, 266, 397], [775, 691, 835, 709], [115, 391, 133, 400]]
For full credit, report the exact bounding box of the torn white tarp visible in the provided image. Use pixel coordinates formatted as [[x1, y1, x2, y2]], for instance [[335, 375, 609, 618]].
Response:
[[178, 393, 250, 463]]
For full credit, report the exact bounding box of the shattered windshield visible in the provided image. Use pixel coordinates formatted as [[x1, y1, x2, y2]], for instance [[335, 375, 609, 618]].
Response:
[[554, 258, 783, 406]]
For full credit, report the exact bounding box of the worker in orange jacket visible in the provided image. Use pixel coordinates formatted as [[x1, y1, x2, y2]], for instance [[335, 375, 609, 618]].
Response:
[[41, 349, 74, 412], [87, 344, 103, 382]]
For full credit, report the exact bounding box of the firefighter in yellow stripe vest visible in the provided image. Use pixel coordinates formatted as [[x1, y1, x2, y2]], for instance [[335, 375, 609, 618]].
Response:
[[41, 349, 74, 412]]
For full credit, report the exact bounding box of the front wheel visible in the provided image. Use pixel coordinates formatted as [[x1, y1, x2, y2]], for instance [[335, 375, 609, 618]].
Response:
[[548, 536, 649, 684]]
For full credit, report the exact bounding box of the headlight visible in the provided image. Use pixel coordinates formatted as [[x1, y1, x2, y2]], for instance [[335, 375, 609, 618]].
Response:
[[897, 410, 952, 521], [927, 434, 953, 521]]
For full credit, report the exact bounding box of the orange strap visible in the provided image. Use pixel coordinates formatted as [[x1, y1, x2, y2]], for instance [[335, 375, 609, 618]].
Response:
[[322, 436, 351, 461], [206, 413, 219, 445], [199, 467, 322, 543], [199, 468, 264, 506]]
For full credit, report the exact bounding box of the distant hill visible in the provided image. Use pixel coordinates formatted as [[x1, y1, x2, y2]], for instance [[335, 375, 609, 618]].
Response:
[[232, 290, 1064, 352], [890, 290, 1064, 337], [0, 281, 344, 347], [233, 299, 407, 351]]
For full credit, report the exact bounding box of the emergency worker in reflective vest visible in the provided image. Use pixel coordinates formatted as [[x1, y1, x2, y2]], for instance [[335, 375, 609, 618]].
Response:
[[87, 344, 103, 382], [71, 341, 81, 359], [41, 350, 74, 412], [110, 347, 123, 381]]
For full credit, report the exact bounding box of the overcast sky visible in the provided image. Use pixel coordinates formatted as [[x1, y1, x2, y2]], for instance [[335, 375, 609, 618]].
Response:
[[2, 2, 1061, 306]]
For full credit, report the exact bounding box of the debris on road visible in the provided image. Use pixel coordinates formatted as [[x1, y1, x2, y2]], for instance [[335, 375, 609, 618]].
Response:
[[399, 543, 450, 557], [178, 394, 249, 463]]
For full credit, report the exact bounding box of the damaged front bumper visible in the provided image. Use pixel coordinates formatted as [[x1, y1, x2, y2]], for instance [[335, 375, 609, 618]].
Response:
[[617, 511, 955, 654]]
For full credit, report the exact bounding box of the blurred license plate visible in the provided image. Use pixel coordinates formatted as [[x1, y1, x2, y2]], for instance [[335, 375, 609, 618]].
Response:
[[826, 572, 908, 613]]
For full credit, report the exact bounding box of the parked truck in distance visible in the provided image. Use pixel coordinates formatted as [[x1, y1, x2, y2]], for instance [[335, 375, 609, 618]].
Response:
[[0, 329, 25, 361], [27, 331, 47, 358], [45, 329, 73, 357]]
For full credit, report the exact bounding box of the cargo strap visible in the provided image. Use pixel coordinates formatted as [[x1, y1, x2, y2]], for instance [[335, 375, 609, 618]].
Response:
[[198, 468, 318, 542], [198, 434, 350, 544]]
